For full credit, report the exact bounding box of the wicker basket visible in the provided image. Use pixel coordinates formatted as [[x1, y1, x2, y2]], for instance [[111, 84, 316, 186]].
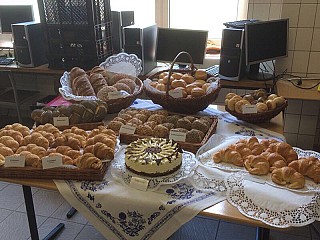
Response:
[[144, 52, 221, 114], [225, 100, 288, 123]]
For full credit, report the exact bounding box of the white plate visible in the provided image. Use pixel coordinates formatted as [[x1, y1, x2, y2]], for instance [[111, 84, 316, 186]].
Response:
[[111, 146, 198, 190], [99, 53, 142, 77]]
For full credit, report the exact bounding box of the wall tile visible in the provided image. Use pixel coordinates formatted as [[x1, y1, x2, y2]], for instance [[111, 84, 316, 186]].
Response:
[[301, 100, 320, 115], [297, 134, 315, 149], [308, 52, 320, 73], [248, 3, 254, 18], [254, 0, 271, 3], [275, 50, 293, 73], [285, 99, 303, 114], [271, 0, 283, 3], [315, 5, 320, 28], [283, 0, 301, 3], [295, 28, 313, 50], [284, 113, 301, 133], [252, 4, 271, 20], [291, 51, 310, 73], [301, 0, 317, 3], [284, 132, 298, 146], [288, 28, 297, 51], [281, 4, 300, 27], [270, 4, 282, 19], [298, 4, 317, 27], [299, 115, 318, 134]]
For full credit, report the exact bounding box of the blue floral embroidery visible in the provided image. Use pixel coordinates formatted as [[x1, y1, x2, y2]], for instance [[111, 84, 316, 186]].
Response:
[[80, 180, 109, 192], [235, 127, 256, 136], [147, 212, 160, 225], [101, 210, 146, 237], [166, 183, 195, 204]]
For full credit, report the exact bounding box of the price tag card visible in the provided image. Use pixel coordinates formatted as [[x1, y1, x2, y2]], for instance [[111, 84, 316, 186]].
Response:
[[242, 104, 257, 114], [129, 176, 149, 191], [4, 155, 25, 168], [53, 116, 69, 126], [244, 174, 266, 184], [119, 124, 136, 135], [169, 129, 187, 142], [108, 91, 127, 99], [42, 155, 63, 169], [168, 89, 183, 98]]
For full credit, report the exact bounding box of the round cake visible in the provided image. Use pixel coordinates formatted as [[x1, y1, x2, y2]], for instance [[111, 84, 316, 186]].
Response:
[[125, 138, 183, 177]]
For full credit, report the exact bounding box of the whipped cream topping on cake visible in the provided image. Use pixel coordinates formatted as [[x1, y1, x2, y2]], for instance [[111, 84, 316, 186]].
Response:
[[125, 138, 183, 177]]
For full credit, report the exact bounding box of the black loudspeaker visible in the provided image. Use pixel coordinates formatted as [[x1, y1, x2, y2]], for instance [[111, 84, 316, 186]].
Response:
[[12, 22, 47, 67], [111, 11, 134, 53], [123, 24, 157, 75], [219, 28, 246, 81]]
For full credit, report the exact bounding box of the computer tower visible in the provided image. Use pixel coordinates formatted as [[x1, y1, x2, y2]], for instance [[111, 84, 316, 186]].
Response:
[[123, 24, 157, 75], [12, 22, 47, 67], [219, 28, 246, 81], [111, 11, 134, 53]]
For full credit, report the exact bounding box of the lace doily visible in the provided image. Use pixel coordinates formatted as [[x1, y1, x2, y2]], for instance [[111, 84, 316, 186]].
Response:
[[111, 146, 198, 190], [99, 53, 142, 77], [226, 171, 320, 228]]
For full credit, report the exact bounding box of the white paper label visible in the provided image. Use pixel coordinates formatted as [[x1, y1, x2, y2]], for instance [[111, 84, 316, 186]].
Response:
[[119, 124, 136, 135], [53, 116, 69, 126], [42, 155, 63, 169], [108, 91, 126, 99], [242, 105, 258, 114], [169, 130, 187, 142], [168, 89, 183, 98], [4, 155, 25, 168], [129, 176, 149, 191], [244, 174, 266, 184]]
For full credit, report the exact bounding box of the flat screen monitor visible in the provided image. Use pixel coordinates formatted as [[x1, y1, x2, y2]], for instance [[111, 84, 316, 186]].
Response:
[[156, 27, 208, 66], [245, 18, 288, 80], [0, 5, 34, 33]]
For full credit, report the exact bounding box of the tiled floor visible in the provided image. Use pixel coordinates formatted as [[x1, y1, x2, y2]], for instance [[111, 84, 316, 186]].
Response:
[[0, 181, 320, 240]]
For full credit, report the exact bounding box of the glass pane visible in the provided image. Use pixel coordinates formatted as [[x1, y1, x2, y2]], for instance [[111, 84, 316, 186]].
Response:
[[169, 0, 239, 39], [110, 0, 155, 25]]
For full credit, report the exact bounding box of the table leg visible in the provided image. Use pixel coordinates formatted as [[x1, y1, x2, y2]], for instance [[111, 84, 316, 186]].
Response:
[[22, 185, 65, 240], [256, 227, 270, 240]]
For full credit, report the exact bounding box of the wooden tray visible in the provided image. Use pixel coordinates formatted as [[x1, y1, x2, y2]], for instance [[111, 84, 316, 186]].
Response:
[[0, 161, 110, 181], [120, 116, 218, 153]]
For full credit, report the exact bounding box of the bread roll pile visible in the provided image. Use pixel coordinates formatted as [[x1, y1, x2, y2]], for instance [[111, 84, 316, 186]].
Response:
[[225, 89, 286, 114], [150, 70, 212, 98], [0, 123, 117, 170], [107, 108, 214, 143], [31, 100, 108, 125], [212, 137, 320, 189], [69, 66, 138, 100]]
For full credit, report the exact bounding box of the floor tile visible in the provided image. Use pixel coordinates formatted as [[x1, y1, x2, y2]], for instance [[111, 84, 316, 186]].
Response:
[[16, 189, 65, 217], [0, 184, 25, 210], [37, 218, 85, 240], [272, 224, 311, 237], [216, 221, 256, 240], [0, 211, 46, 240], [74, 225, 106, 240], [0, 208, 13, 223], [169, 216, 219, 240], [0, 181, 9, 190], [51, 202, 88, 225], [270, 230, 311, 240]]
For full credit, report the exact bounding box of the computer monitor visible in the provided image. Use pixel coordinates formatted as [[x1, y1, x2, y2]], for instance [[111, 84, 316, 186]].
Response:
[[0, 5, 34, 33], [245, 19, 288, 80], [156, 27, 208, 67]]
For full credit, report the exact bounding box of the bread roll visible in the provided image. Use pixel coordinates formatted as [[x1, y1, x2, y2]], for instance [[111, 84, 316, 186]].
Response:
[[191, 87, 205, 97], [181, 74, 195, 84], [256, 102, 268, 113], [234, 100, 250, 114], [171, 79, 187, 89], [194, 69, 207, 80]]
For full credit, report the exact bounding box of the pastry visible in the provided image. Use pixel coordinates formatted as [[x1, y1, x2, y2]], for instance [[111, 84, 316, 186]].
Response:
[[0, 129, 23, 144], [18, 151, 42, 168], [52, 135, 81, 150], [0, 136, 19, 152], [117, 78, 137, 93], [84, 142, 114, 160], [76, 153, 102, 169], [113, 82, 131, 94], [106, 120, 123, 133], [88, 73, 107, 94], [153, 125, 169, 138], [234, 100, 250, 114], [109, 73, 133, 86], [194, 69, 207, 80], [186, 129, 203, 143], [148, 114, 166, 124], [262, 152, 287, 172], [21, 132, 50, 150], [16, 144, 47, 158], [0, 143, 14, 157], [176, 118, 192, 130], [2, 123, 30, 137], [48, 152, 74, 165], [212, 148, 243, 167], [191, 87, 205, 97], [135, 125, 153, 136], [244, 155, 270, 175], [97, 85, 118, 101], [256, 102, 268, 113], [288, 157, 320, 183], [271, 166, 305, 189], [125, 138, 183, 177], [73, 75, 96, 96]]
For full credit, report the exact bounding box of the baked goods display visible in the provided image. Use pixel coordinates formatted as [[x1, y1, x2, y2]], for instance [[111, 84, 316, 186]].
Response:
[[106, 108, 217, 153], [211, 137, 320, 189], [125, 138, 183, 177], [224, 89, 287, 123], [31, 100, 108, 125], [0, 123, 118, 180]]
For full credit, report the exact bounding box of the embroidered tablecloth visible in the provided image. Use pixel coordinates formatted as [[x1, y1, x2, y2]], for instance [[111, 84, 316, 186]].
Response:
[[54, 99, 300, 239]]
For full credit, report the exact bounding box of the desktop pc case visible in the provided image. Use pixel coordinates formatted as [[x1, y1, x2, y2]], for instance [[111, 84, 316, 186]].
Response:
[[219, 28, 246, 81], [111, 11, 134, 53], [11, 22, 47, 67], [123, 24, 157, 75]]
